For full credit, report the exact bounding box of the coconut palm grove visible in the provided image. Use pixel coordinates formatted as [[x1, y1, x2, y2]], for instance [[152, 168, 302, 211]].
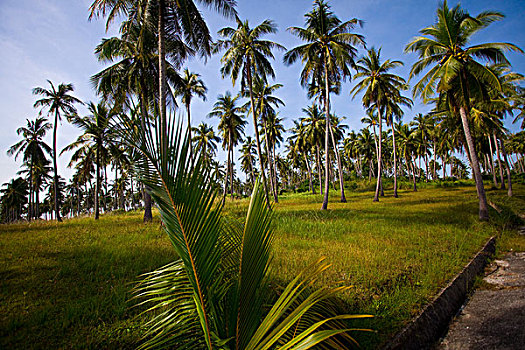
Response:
[[1, 0, 525, 349]]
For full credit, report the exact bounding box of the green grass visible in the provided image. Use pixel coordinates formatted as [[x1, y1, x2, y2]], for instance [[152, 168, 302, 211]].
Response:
[[1, 183, 524, 349]]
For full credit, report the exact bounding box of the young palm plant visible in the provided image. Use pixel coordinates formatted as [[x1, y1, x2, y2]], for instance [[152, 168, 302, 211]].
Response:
[[113, 113, 371, 349]]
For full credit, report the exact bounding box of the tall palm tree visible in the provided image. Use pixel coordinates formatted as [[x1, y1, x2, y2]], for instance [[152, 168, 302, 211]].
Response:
[[215, 18, 285, 205], [301, 104, 326, 195], [288, 120, 315, 194], [350, 47, 407, 201], [246, 77, 285, 202], [405, 0, 522, 220], [8, 117, 52, 219], [63, 102, 116, 219], [89, 0, 236, 156], [208, 92, 247, 200], [285, 0, 365, 209], [33, 80, 82, 222], [176, 68, 208, 162]]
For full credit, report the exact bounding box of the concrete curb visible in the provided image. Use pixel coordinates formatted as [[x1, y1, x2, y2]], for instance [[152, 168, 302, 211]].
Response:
[[382, 236, 496, 350]]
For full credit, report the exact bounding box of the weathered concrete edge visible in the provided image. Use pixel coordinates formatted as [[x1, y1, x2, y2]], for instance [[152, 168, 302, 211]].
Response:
[[382, 236, 496, 350]]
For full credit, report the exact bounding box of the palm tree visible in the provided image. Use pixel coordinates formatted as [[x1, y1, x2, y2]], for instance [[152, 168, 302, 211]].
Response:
[[8, 117, 52, 219], [89, 0, 236, 156], [112, 110, 371, 350], [288, 120, 315, 194], [405, 0, 522, 220], [1, 177, 28, 223], [176, 68, 208, 162], [215, 18, 285, 205], [208, 92, 247, 200], [192, 122, 220, 170], [301, 104, 326, 195], [63, 102, 115, 219], [33, 80, 82, 222], [246, 77, 285, 202], [239, 136, 257, 188], [285, 0, 365, 209], [350, 47, 407, 201]]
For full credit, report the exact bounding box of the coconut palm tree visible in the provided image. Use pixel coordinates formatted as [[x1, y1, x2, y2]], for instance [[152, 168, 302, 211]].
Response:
[[0, 177, 28, 223], [214, 18, 285, 205], [8, 117, 52, 219], [33, 80, 82, 222], [246, 77, 285, 202], [239, 136, 257, 189], [63, 102, 116, 219], [208, 92, 247, 200], [285, 0, 365, 209], [176, 68, 208, 162], [350, 47, 407, 201], [301, 104, 326, 195], [405, 0, 522, 220], [89, 0, 236, 156], [289, 120, 315, 194], [192, 122, 220, 170]]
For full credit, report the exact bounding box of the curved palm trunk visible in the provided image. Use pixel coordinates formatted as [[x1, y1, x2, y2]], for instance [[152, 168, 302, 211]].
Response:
[[95, 144, 100, 220], [272, 140, 279, 198], [410, 159, 418, 192], [246, 61, 270, 206], [52, 110, 62, 222], [391, 124, 399, 197], [373, 107, 383, 202], [224, 139, 231, 201], [459, 106, 488, 221]]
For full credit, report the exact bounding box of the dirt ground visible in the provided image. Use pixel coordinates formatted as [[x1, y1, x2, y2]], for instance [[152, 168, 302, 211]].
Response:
[[437, 251, 525, 350]]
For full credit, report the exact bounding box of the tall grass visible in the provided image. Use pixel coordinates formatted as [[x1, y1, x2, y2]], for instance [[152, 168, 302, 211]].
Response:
[[1, 184, 523, 349]]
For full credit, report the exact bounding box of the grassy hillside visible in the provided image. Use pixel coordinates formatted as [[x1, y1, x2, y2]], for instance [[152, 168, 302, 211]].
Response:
[[1, 184, 524, 349]]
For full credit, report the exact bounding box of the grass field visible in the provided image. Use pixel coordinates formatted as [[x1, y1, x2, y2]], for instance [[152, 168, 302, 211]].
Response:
[[1, 182, 524, 349]]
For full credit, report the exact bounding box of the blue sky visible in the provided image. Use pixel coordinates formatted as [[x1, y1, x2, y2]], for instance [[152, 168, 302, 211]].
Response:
[[1, 0, 524, 185]]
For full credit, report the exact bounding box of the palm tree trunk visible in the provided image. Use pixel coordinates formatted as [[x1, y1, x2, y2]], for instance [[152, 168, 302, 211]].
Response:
[[373, 106, 383, 202], [272, 140, 279, 199], [304, 153, 314, 194], [424, 153, 429, 182], [391, 123, 399, 197], [263, 122, 278, 203], [158, 0, 167, 158], [186, 101, 193, 164], [322, 63, 330, 210], [493, 134, 505, 189], [328, 123, 346, 202], [246, 60, 270, 206], [139, 80, 153, 223], [487, 135, 498, 187], [500, 139, 513, 197], [224, 139, 231, 201], [459, 106, 488, 221], [230, 140, 234, 200], [52, 110, 62, 222], [95, 144, 100, 220], [410, 159, 418, 192], [316, 145, 323, 195], [432, 141, 437, 180]]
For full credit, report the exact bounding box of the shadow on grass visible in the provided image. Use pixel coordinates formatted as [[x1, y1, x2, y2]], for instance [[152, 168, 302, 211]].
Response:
[[1, 241, 174, 350]]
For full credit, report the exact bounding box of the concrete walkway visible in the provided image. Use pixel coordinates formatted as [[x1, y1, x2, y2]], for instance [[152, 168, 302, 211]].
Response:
[[437, 252, 525, 350]]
